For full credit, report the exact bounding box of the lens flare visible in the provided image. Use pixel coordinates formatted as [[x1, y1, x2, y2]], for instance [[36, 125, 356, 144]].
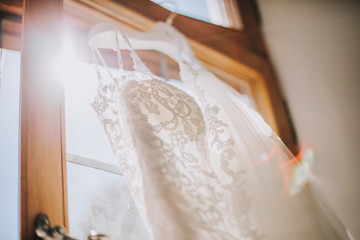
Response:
[[279, 147, 314, 196]]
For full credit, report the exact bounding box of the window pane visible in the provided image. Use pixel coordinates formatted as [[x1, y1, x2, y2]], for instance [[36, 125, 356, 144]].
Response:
[[67, 162, 149, 239], [150, 0, 242, 29], [151, 0, 210, 23], [0, 49, 21, 240], [63, 49, 149, 238]]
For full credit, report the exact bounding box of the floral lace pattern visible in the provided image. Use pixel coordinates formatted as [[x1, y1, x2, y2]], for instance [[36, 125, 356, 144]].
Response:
[[90, 23, 350, 240], [92, 55, 261, 239], [180, 63, 261, 239]]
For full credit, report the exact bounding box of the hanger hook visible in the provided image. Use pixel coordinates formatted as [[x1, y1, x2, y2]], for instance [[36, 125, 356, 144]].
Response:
[[155, 1, 179, 25], [166, 11, 178, 25]]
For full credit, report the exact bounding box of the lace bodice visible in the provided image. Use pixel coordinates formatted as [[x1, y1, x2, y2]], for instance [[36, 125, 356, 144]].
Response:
[[90, 23, 350, 240]]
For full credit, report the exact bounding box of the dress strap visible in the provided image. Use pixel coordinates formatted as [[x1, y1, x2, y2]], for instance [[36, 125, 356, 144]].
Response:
[[114, 31, 124, 74], [114, 28, 153, 76], [90, 23, 156, 82], [92, 46, 114, 80]]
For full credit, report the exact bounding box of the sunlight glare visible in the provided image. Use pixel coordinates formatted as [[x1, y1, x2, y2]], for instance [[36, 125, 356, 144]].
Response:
[[56, 38, 83, 88]]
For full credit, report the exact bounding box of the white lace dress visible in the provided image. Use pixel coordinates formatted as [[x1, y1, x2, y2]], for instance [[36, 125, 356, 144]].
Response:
[[91, 23, 350, 240]]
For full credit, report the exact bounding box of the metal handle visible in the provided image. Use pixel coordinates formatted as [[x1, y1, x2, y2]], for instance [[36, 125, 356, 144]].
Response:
[[34, 213, 76, 240], [34, 213, 110, 240], [88, 230, 109, 240]]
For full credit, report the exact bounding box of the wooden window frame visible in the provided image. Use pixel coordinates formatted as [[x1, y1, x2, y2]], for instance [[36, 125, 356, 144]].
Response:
[[0, 1, 297, 239]]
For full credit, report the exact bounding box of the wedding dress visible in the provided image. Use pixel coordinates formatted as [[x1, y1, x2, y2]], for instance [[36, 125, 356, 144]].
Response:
[[90, 22, 350, 240]]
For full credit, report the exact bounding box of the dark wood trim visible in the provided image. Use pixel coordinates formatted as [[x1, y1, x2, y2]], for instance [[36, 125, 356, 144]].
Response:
[[20, 0, 67, 239], [0, 0, 22, 15]]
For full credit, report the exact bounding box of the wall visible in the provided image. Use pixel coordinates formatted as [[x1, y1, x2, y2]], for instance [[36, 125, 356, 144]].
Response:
[[257, 0, 360, 237]]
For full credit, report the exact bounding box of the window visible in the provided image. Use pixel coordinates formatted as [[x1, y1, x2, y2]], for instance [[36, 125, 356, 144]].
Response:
[[0, 0, 296, 238], [151, 0, 243, 29], [61, 53, 149, 238]]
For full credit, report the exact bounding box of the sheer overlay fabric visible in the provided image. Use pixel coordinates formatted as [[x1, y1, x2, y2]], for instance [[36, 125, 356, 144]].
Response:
[[90, 22, 350, 240]]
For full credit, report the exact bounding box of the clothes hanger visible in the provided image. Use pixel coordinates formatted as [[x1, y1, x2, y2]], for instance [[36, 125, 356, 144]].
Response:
[[89, 13, 178, 61], [88, 12, 199, 67]]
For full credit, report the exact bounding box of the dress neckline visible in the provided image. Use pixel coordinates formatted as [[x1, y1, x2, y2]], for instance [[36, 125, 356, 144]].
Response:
[[90, 22, 203, 87]]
